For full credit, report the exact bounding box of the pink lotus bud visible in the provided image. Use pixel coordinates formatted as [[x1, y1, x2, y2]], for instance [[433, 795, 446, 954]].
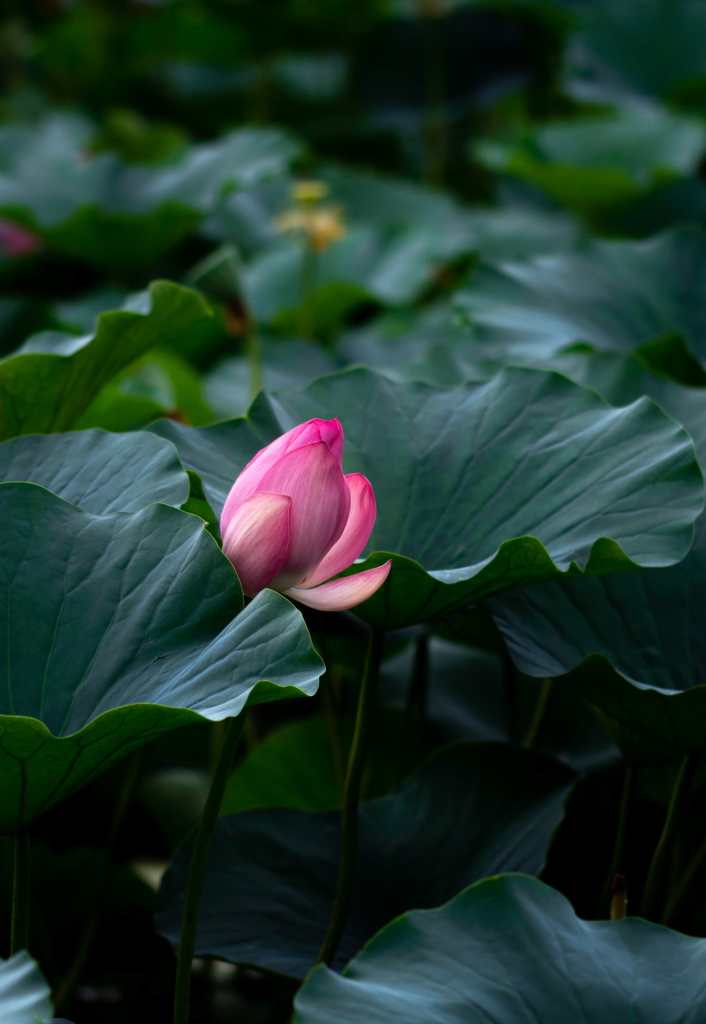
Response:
[[0, 219, 41, 258], [221, 418, 391, 611]]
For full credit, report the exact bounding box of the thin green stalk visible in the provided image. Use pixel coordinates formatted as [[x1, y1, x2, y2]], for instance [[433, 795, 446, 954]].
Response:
[[523, 678, 555, 751], [641, 752, 697, 920], [174, 716, 245, 1024], [55, 750, 143, 1010], [299, 243, 317, 340], [662, 833, 706, 925], [10, 831, 30, 954], [599, 763, 634, 917], [398, 633, 429, 782], [245, 328, 263, 403], [316, 628, 385, 966]]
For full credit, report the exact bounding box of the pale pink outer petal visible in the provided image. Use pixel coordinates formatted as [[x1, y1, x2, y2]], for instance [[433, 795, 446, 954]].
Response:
[[255, 441, 351, 591], [300, 473, 376, 588], [284, 561, 392, 612], [221, 491, 291, 596], [220, 418, 343, 534]]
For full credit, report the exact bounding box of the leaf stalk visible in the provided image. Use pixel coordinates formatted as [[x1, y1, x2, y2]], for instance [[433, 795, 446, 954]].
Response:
[[173, 714, 244, 1024], [316, 627, 385, 967]]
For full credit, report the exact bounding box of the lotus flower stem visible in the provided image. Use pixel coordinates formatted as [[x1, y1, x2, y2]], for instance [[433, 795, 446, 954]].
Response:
[[522, 677, 555, 751], [316, 627, 385, 967], [245, 327, 263, 403], [174, 714, 245, 1024], [10, 830, 30, 955], [599, 763, 634, 918], [641, 752, 697, 920]]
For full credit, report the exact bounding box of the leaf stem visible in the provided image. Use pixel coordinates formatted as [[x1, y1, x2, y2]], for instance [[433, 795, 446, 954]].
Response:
[[599, 763, 634, 917], [299, 243, 317, 340], [10, 830, 30, 954], [398, 632, 429, 782], [523, 678, 555, 751], [55, 750, 143, 1010], [641, 752, 697, 920], [316, 628, 385, 967], [662, 832, 706, 925], [174, 715, 244, 1024]]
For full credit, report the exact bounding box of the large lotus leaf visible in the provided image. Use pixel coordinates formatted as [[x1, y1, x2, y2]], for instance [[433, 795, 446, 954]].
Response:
[[242, 225, 464, 324], [455, 227, 706, 377], [0, 952, 54, 1024], [152, 366, 703, 629], [41, 205, 201, 276], [486, 511, 706, 760], [293, 874, 706, 1024], [0, 281, 213, 442], [0, 115, 300, 272], [565, 0, 706, 105], [125, 128, 300, 215], [0, 429, 189, 512], [499, 346, 706, 464], [475, 109, 706, 216], [157, 742, 575, 977], [0, 482, 321, 832]]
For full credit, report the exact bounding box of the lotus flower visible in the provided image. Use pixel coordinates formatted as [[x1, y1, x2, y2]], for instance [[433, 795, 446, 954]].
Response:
[[220, 418, 391, 612], [0, 218, 41, 258]]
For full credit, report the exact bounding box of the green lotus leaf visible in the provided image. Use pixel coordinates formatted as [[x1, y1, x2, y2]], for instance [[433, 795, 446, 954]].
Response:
[[0, 281, 213, 442], [0, 115, 300, 273], [0, 951, 54, 1024], [455, 227, 706, 382], [152, 366, 703, 629], [486, 511, 706, 761], [157, 742, 575, 977], [565, 0, 706, 104], [0, 482, 322, 832], [0, 429, 189, 512], [474, 109, 706, 216], [293, 874, 706, 1024]]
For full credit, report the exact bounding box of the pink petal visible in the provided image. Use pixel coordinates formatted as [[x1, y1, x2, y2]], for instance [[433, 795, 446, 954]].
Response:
[[284, 561, 392, 612], [316, 418, 344, 464], [255, 441, 351, 591], [301, 473, 376, 588], [0, 219, 40, 258], [221, 418, 343, 533], [221, 491, 291, 596]]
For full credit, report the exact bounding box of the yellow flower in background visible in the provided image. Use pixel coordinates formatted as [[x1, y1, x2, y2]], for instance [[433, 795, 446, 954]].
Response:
[[276, 180, 346, 252]]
